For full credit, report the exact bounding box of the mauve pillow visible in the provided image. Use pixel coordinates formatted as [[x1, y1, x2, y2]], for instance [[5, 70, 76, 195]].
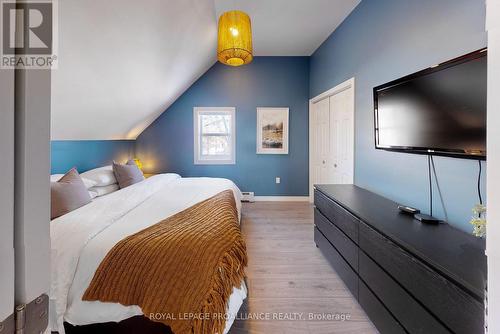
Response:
[[51, 168, 92, 219], [112, 160, 144, 189]]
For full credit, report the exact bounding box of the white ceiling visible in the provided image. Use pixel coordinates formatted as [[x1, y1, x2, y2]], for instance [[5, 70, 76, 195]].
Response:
[[51, 0, 360, 140], [215, 0, 361, 56]]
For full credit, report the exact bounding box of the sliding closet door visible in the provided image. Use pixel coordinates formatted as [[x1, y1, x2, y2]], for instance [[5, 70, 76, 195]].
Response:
[[309, 78, 355, 200], [0, 65, 15, 330], [329, 85, 354, 184], [311, 97, 331, 187]]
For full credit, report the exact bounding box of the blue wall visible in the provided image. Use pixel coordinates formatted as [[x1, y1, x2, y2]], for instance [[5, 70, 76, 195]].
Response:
[[51, 140, 135, 174], [310, 0, 487, 232], [51, 0, 486, 232], [135, 57, 310, 196]]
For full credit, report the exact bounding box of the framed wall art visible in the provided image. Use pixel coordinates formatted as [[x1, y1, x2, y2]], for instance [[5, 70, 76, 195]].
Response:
[[256, 107, 289, 154]]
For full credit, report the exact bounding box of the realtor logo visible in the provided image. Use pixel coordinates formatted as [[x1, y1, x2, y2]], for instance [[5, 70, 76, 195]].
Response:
[[1, 0, 58, 69]]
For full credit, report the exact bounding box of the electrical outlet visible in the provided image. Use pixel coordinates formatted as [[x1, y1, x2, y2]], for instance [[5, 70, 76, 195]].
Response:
[[276, 177, 281, 184]]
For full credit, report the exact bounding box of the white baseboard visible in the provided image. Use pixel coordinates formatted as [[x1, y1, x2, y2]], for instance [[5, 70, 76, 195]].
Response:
[[253, 196, 309, 202]]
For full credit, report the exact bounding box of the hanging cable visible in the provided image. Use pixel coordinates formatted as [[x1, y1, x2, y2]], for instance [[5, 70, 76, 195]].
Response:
[[430, 155, 448, 221], [478, 160, 483, 205], [428, 155, 433, 216]]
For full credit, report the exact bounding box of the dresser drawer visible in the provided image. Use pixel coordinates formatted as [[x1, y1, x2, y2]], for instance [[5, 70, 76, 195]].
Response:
[[314, 189, 359, 243], [314, 209, 358, 271], [314, 227, 358, 298], [359, 280, 406, 334], [359, 222, 484, 334], [359, 251, 451, 334]]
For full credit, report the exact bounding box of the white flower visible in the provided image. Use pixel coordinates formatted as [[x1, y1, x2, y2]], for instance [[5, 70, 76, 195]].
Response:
[[470, 204, 486, 238]]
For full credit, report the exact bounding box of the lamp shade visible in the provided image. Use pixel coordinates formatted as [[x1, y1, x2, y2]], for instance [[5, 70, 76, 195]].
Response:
[[133, 158, 143, 170], [217, 10, 253, 66]]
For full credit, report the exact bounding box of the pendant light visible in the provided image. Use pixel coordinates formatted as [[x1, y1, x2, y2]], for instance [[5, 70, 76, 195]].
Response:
[[217, 10, 253, 66]]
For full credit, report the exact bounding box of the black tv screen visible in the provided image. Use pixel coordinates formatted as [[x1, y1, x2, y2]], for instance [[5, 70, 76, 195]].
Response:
[[374, 49, 487, 159]]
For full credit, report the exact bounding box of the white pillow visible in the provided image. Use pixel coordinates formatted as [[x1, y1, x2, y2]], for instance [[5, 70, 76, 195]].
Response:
[[51, 174, 97, 189], [88, 190, 98, 199], [88, 184, 120, 197], [81, 166, 117, 187]]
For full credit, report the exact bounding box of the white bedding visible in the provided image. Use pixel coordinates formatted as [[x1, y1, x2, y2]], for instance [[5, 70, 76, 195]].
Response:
[[50, 174, 246, 334]]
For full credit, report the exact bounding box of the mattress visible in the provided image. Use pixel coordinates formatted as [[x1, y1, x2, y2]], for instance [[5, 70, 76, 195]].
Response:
[[50, 174, 245, 334]]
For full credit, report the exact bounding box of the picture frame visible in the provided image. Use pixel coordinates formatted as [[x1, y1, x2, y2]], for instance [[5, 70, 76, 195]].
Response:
[[256, 107, 289, 154]]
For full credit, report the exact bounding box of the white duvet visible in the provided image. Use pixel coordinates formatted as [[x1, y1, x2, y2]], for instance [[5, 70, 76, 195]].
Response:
[[50, 174, 246, 334]]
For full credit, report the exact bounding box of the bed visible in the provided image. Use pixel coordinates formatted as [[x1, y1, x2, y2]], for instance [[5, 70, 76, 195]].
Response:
[[50, 173, 247, 334]]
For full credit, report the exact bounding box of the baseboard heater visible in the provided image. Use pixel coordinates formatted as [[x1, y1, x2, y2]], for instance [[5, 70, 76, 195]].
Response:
[[241, 191, 255, 202]]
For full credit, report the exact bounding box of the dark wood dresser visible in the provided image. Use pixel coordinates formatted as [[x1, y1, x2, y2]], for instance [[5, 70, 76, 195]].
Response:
[[313, 185, 486, 334]]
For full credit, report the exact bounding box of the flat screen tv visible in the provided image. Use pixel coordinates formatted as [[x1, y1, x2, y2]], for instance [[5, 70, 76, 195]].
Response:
[[374, 49, 487, 160]]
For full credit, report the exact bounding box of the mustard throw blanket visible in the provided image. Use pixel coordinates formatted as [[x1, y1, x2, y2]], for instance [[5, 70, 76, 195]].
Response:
[[83, 190, 247, 334]]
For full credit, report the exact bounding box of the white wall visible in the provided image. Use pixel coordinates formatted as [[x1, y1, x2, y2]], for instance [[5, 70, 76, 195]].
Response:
[[487, 0, 500, 332], [0, 62, 15, 322]]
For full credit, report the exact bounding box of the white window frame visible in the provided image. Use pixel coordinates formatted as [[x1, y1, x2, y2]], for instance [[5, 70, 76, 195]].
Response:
[[194, 107, 236, 165]]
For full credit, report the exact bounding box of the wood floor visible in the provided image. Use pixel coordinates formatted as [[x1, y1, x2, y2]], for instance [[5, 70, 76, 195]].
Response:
[[228, 201, 378, 334]]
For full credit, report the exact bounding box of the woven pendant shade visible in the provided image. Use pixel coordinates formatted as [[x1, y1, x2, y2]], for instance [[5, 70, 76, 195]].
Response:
[[217, 10, 253, 66]]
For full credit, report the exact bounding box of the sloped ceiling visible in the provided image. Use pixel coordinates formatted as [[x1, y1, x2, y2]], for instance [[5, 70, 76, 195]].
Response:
[[215, 0, 361, 56], [51, 0, 360, 140], [51, 0, 217, 140]]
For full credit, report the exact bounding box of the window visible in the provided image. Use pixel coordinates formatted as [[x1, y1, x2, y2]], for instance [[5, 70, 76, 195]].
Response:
[[194, 107, 236, 164]]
